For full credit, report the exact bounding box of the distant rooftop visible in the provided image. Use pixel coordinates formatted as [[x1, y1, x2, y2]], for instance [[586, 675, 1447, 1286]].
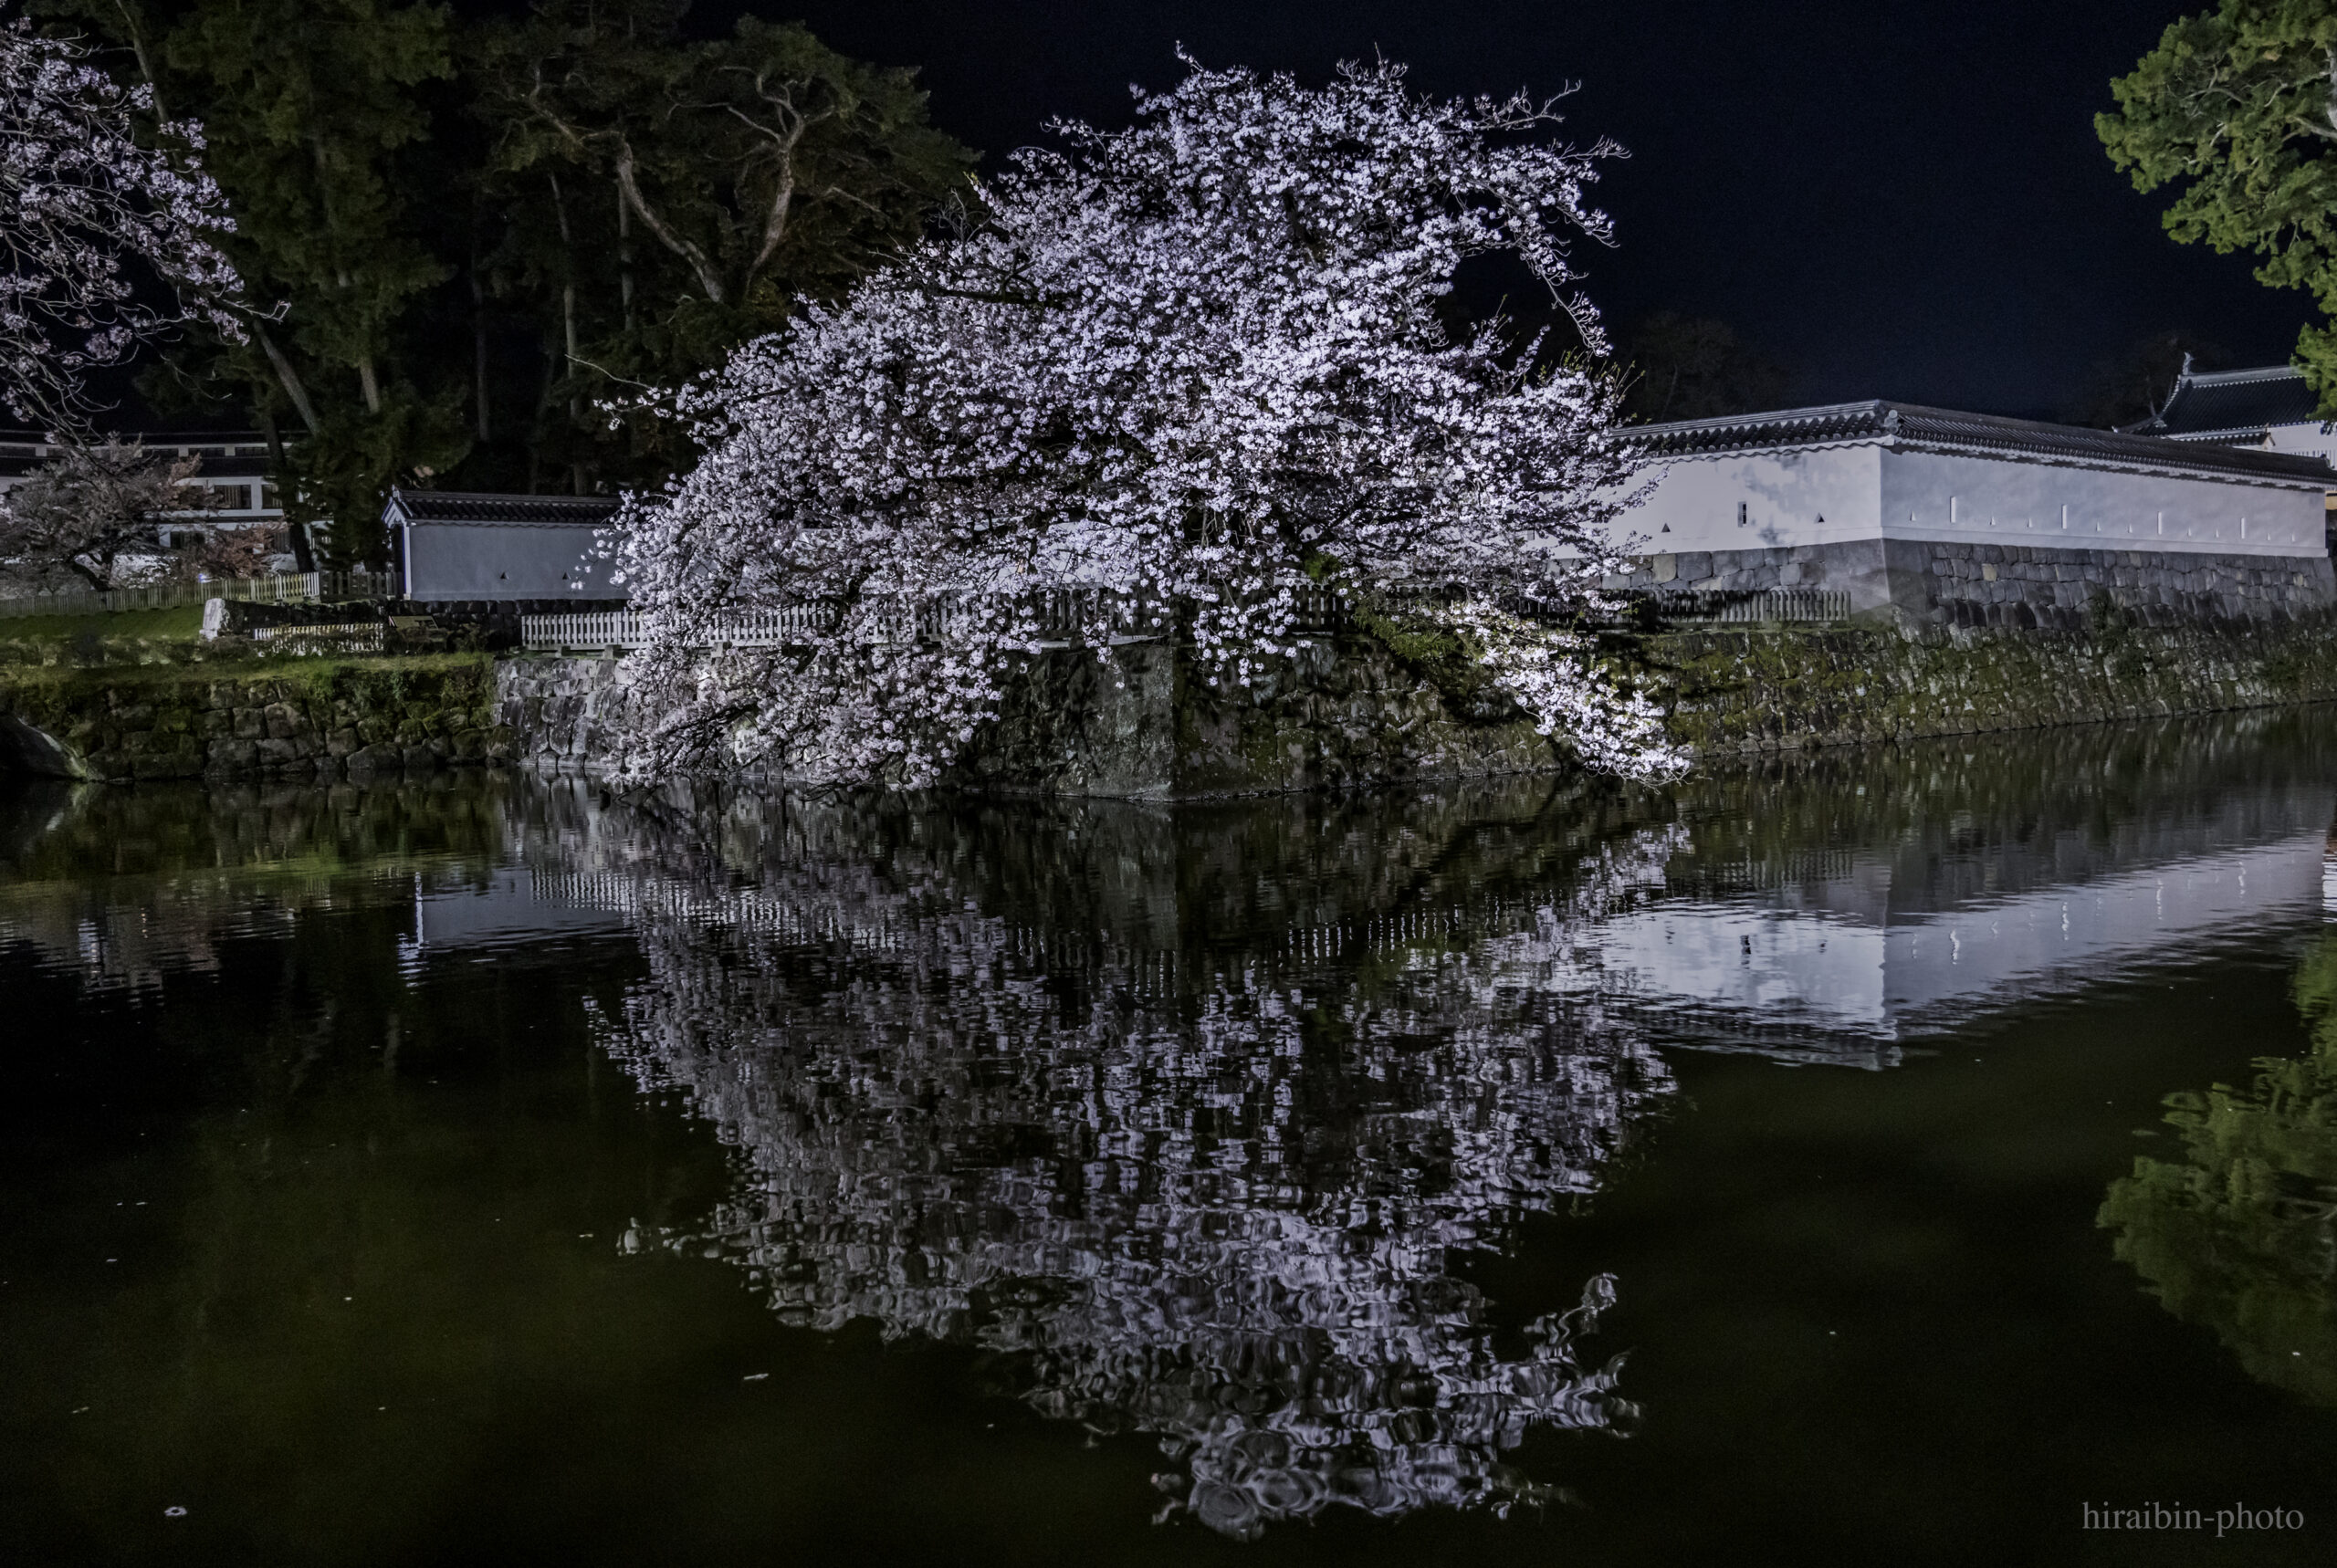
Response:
[[2122, 364, 2323, 442], [385, 488, 621, 528], [1628, 399, 2334, 486], [0, 429, 276, 477]]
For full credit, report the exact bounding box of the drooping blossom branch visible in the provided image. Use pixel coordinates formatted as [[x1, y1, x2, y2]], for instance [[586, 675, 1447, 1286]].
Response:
[[609, 54, 1683, 786], [0, 12, 243, 434]]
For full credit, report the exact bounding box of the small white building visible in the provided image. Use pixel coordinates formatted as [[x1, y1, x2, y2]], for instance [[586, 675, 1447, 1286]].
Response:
[[1609, 400, 2336, 625], [386, 489, 622, 605], [0, 429, 301, 579]]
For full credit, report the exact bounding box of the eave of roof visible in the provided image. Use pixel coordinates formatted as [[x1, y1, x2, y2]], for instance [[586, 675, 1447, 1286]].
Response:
[[1624, 400, 2335, 486], [386, 487, 622, 527], [2133, 365, 2322, 438]]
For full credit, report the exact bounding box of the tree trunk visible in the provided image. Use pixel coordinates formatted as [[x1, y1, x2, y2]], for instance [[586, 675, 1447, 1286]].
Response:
[[549, 173, 581, 422], [616, 174, 634, 333], [259, 410, 316, 571], [254, 322, 321, 434], [470, 258, 492, 444], [549, 173, 583, 496]]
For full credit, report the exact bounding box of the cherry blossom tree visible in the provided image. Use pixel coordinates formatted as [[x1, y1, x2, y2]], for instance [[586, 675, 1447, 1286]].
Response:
[[610, 55, 1682, 786], [0, 438, 219, 590], [0, 11, 241, 435]]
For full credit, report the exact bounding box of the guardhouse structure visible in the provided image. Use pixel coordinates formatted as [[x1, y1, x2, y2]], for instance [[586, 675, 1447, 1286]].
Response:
[[2122, 361, 2333, 457], [1608, 401, 2337, 626], [386, 489, 623, 607]]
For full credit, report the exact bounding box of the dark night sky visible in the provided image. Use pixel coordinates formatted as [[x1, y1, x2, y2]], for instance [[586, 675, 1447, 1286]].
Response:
[[679, 0, 2312, 418]]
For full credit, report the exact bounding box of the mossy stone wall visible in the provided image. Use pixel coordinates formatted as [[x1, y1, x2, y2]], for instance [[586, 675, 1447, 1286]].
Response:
[[495, 615, 2337, 795], [1650, 617, 2337, 754], [0, 657, 507, 781]]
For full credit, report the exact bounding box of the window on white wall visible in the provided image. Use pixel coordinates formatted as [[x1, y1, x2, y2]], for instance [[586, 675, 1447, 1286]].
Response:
[[1736, 501, 1747, 528]]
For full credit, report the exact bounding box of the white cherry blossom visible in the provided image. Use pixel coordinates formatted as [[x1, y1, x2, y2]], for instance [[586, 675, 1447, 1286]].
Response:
[[0, 13, 242, 434], [609, 55, 1683, 786]]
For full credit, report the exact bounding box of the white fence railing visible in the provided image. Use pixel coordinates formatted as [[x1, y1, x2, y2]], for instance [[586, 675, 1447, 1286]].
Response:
[[250, 621, 387, 653], [520, 584, 1854, 653], [521, 595, 1176, 653], [0, 570, 397, 621], [1654, 590, 1853, 625]]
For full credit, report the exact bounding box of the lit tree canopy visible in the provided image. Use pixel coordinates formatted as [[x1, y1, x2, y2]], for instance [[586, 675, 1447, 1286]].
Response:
[[609, 55, 1681, 788], [0, 11, 239, 434], [2098, 0, 2337, 403]]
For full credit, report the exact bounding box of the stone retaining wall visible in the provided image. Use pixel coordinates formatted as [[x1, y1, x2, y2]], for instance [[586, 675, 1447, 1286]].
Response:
[[0, 657, 505, 780], [495, 614, 2337, 794], [492, 640, 1556, 796], [1604, 538, 2335, 627], [1656, 617, 2337, 754], [26, 620, 2337, 794]]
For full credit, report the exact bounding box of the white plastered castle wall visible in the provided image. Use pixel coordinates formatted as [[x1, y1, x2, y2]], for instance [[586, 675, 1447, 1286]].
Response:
[[1612, 444, 2326, 559], [1877, 447, 2324, 558], [1608, 444, 1881, 554]]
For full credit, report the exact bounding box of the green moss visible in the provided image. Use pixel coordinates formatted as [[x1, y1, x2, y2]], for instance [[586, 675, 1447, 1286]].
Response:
[[0, 604, 206, 643]]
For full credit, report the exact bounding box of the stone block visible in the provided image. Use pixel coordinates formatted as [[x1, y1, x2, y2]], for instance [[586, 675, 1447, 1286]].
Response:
[[131, 749, 200, 780], [346, 742, 400, 771], [262, 702, 302, 740]]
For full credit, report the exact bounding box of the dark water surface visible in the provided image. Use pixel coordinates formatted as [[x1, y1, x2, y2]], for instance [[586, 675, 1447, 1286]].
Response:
[[6, 714, 2337, 1566]]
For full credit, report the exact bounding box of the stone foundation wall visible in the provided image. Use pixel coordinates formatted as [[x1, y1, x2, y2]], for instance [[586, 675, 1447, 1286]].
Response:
[[1655, 617, 2337, 755], [1604, 538, 2335, 627], [1891, 540, 2333, 629], [0, 657, 506, 781], [493, 639, 1559, 796]]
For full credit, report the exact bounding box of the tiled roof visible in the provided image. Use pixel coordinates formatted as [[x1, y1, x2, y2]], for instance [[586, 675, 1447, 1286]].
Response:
[[2127, 365, 2322, 440], [0, 430, 275, 479], [386, 488, 621, 527], [1627, 400, 2334, 485]]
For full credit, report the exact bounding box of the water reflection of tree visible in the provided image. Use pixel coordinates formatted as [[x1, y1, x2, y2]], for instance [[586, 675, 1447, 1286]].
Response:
[[2099, 933, 2337, 1406], [575, 788, 1680, 1538]]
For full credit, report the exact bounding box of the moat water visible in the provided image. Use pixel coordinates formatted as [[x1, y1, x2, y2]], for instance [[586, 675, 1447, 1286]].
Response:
[[5, 714, 2336, 1565]]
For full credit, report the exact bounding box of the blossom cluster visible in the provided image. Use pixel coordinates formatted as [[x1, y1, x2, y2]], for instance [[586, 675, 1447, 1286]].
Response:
[[0, 16, 242, 434], [611, 54, 1684, 783]]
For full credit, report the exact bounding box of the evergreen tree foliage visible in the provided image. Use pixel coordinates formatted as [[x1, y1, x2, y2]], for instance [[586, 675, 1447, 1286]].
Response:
[[466, 0, 974, 495], [45, 0, 464, 561], [1619, 311, 1788, 423], [2099, 0, 2337, 409], [37, 0, 972, 559]]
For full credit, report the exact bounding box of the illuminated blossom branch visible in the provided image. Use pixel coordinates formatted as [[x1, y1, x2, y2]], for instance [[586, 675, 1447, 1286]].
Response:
[[0, 15, 242, 434], [608, 54, 1684, 786]]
